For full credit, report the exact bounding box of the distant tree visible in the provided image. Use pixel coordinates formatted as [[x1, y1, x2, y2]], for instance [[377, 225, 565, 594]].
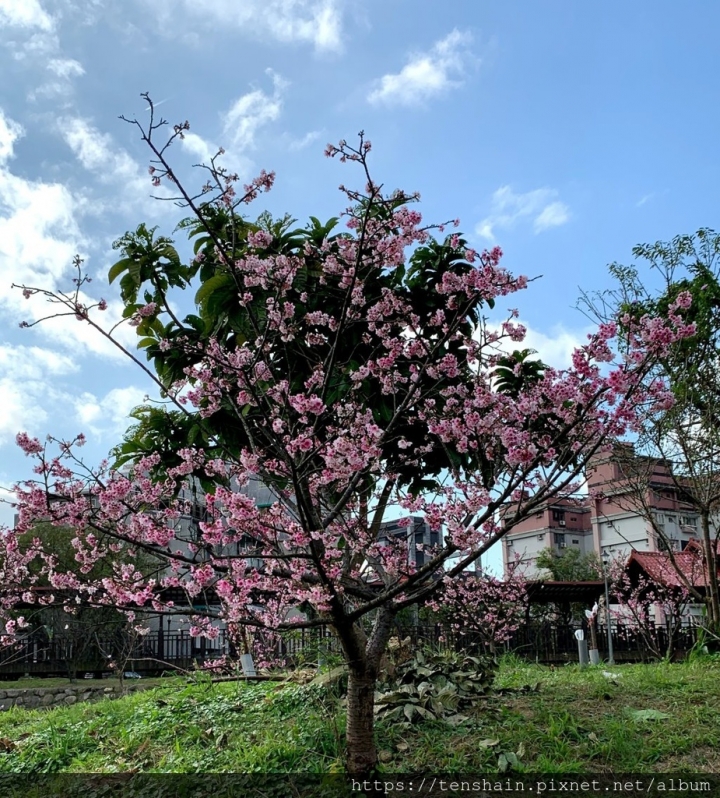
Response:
[[580, 229, 720, 634], [429, 568, 528, 652], [535, 547, 602, 582], [12, 522, 159, 680], [607, 556, 694, 661]]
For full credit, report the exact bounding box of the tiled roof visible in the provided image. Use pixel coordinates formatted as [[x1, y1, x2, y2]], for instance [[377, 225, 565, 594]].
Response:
[[683, 537, 720, 556], [628, 550, 710, 589]]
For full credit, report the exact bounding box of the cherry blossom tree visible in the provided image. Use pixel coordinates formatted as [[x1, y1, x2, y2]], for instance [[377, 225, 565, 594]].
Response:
[[428, 567, 528, 653], [4, 99, 696, 774], [607, 556, 695, 660]]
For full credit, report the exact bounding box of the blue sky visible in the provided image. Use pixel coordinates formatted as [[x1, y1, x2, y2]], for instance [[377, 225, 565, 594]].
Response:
[[0, 1, 718, 574]]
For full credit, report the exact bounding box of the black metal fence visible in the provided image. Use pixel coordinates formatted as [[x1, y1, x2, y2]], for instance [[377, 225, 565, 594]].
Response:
[[508, 622, 700, 663], [0, 629, 230, 679], [0, 621, 703, 678]]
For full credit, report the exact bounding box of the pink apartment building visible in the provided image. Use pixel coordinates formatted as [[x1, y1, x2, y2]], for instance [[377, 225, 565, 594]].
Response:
[[502, 445, 701, 578]]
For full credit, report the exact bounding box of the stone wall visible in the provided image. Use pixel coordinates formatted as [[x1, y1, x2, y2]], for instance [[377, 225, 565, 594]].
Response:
[[0, 682, 152, 711]]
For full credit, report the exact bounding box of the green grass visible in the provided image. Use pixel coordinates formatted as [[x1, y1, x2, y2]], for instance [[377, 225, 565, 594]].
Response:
[[0, 676, 169, 690], [0, 658, 717, 773]]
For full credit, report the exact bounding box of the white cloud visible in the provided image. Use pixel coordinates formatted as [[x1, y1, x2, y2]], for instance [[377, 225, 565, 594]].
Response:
[[0, 344, 147, 451], [0, 0, 53, 31], [0, 109, 143, 361], [287, 130, 322, 152], [0, 110, 23, 164], [181, 131, 218, 166], [533, 201, 570, 233], [520, 323, 589, 370], [488, 319, 590, 371], [60, 116, 175, 215], [176, 70, 289, 177], [74, 386, 150, 441], [636, 191, 668, 208], [62, 117, 143, 188], [28, 57, 85, 102], [47, 57, 84, 78], [0, 144, 84, 310], [141, 0, 344, 53], [222, 69, 288, 152], [0, 344, 78, 447], [476, 186, 570, 240], [0, 345, 78, 381], [367, 29, 475, 107]]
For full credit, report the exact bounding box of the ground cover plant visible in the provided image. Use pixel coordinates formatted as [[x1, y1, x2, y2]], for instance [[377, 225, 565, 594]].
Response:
[[5, 99, 698, 774], [0, 658, 716, 775]]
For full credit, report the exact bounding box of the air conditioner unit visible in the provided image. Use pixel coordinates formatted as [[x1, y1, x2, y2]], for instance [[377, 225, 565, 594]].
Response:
[[559, 520, 566, 527], [559, 542, 567, 548]]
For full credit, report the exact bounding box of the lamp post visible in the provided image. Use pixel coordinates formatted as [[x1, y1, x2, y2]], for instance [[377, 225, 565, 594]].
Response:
[[602, 549, 615, 665]]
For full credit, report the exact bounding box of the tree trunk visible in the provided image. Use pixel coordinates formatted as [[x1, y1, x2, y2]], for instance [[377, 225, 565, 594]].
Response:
[[337, 607, 396, 776], [345, 666, 379, 776], [700, 512, 720, 634]]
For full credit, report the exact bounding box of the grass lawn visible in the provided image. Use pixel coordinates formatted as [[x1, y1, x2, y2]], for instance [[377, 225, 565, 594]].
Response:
[[0, 676, 169, 690], [0, 656, 716, 773]]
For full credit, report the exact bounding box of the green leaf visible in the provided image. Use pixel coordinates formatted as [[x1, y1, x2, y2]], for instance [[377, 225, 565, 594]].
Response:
[[194, 273, 236, 308], [108, 257, 134, 284]]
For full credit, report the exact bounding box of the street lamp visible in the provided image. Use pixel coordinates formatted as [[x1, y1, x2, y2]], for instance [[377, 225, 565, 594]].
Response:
[[602, 549, 615, 665]]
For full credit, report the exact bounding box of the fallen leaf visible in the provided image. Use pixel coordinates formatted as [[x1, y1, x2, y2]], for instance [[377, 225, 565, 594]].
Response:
[[630, 709, 670, 722], [498, 751, 519, 773], [134, 740, 150, 756], [444, 713, 469, 726], [478, 738, 500, 748], [396, 741, 409, 752], [379, 750, 393, 763]]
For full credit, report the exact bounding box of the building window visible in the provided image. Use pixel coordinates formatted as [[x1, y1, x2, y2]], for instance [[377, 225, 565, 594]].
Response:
[[554, 533, 566, 545], [552, 510, 565, 522], [667, 516, 676, 524], [572, 539, 579, 545], [681, 516, 697, 527]]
